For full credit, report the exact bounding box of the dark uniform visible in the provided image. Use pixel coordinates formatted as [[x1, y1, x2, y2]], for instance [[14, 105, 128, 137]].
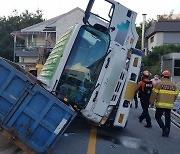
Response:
[[150, 71, 179, 137], [136, 78, 153, 128]]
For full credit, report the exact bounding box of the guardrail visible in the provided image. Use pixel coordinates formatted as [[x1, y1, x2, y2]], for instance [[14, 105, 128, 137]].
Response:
[[152, 108, 180, 128], [171, 110, 180, 128]]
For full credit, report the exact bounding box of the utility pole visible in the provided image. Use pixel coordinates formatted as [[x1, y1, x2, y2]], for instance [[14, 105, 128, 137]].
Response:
[[13, 35, 16, 62], [141, 14, 147, 55]]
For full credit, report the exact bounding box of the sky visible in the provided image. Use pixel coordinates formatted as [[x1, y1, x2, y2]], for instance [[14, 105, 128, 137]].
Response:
[[0, 0, 180, 25]]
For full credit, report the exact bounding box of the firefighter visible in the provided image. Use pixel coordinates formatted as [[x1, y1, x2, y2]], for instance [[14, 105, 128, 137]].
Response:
[[150, 70, 179, 137], [136, 70, 153, 128]]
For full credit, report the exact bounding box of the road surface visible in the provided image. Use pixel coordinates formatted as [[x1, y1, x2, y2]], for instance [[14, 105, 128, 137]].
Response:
[[0, 104, 179, 154], [49, 105, 180, 154]]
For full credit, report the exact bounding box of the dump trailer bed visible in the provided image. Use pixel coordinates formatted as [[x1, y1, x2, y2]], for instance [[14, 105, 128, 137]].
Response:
[[0, 57, 76, 153]]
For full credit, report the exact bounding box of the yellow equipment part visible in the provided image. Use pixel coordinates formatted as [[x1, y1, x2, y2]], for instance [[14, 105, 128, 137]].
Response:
[[36, 64, 43, 76], [118, 114, 124, 123], [124, 81, 137, 100]]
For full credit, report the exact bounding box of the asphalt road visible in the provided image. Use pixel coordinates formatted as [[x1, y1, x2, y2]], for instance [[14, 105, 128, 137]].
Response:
[[0, 103, 179, 154], [49, 104, 180, 154]]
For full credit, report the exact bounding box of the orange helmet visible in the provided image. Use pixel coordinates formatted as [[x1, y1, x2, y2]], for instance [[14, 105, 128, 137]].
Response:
[[143, 70, 151, 77], [162, 70, 171, 77]]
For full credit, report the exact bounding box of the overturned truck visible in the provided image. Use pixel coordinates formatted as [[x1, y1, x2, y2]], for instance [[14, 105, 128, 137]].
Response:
[[0, 0, 142, 153], [38, 0, 142, 128]]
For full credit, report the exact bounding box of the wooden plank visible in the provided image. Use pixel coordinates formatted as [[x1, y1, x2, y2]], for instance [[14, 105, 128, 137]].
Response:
[[0, 127, 36, 154]]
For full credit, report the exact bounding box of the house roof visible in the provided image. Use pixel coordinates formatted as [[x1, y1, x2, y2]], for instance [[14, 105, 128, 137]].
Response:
[[20, 7, 84, 33], [162, 53, 180, 60], [145, 20, 180, 38]]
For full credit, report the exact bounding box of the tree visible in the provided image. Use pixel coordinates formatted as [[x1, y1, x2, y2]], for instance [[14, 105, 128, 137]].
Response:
[[136, 18, 154, 50], [157, 10, 176, 21], [0, 9, 44, 60], [142, 44, 180, 75], [136, 26, 141, 49]]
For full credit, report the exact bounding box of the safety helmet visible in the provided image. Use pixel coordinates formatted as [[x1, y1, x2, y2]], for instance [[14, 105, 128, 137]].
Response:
[[162, 70, 171, 77], [143, 70, 151, 77]]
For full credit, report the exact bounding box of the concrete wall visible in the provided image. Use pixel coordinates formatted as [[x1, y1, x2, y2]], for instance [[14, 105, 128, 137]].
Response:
[[163, 32, 180, 44], [148, 32, 180, 51], [36, 34, 46, 46], [148, 32, 164, 51]]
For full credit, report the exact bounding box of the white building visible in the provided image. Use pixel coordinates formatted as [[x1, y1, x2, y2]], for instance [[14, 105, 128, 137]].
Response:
[[145, 20, 180, 51]]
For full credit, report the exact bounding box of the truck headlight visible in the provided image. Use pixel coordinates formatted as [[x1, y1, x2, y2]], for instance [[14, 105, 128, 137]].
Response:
[[104, 106, 114, 117], [100, 106, 114, 125]]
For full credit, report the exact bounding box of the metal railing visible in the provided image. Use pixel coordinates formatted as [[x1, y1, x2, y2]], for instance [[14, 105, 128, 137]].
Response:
[[171, 110, 180, 128], [15, 43, 53, 57], [15, 42, 54, 51]]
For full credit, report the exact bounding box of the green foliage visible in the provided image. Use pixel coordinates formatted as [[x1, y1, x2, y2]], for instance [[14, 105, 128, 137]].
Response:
[[136, 18, 154, 50], [0, 9, 44, 61], [143, 44, 180, 75], [136, 26, 141, 49]]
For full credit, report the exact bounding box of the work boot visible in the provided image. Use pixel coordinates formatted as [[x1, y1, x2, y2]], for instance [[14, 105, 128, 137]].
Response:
[[144, 124, 152, 128], [162, 128, 169, 137], [135, 102, 138, 108], [162, 131, 166, 137], [138, 117, 143, 123]]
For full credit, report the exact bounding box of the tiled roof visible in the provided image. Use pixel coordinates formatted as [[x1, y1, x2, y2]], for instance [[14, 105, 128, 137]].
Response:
[[145, 20, 180, 38], [20, 7, 84, 32]]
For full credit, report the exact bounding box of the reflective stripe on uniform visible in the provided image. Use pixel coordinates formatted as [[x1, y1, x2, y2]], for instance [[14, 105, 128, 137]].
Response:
[[159, 89, 179, 95], [177, 89, 179, 95], [152, 88, 159, 93], [152, 88, 179, 95], [156, 102, 174, 109]]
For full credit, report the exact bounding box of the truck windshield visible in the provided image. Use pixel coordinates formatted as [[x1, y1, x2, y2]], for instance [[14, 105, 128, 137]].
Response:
[[56, 25, 110, 109]]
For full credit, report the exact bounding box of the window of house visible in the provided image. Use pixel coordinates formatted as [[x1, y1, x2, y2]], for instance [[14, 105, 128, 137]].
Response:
[[150, 36, 154, 43], [174, 60, 180, 76], [28, 35, 37, 47]]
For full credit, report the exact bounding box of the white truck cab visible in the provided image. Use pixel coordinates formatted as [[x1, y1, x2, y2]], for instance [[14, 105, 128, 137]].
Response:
[[38, 0, 142, 127]]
